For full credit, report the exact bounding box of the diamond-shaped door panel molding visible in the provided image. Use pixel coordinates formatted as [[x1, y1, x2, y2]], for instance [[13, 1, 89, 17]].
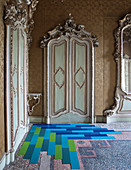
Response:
[[74, 67, 86, 89], [54, 66, 65, 89]]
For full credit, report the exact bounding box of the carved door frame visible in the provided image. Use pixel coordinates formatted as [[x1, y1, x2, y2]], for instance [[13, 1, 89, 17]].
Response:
[[40, 15, 98, 124]]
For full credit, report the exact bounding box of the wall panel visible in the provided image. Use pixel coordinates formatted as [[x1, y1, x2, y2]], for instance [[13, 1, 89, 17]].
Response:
[[0, 0, 5, 158]]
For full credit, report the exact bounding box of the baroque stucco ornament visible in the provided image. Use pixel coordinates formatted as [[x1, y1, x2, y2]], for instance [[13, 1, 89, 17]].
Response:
[[4, 0, 39, 48], [27, 0, 39, 48], [4, 2, 27, 29], [104, 14, 131, 117], [40, 14, 99, 48]]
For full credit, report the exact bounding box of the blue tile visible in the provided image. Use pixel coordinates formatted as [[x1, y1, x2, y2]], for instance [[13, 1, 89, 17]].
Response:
[[25, 132, 34, 142], [44, 130, 51, 139], [56, 125, 76, 127], [56, 135, 62, 145], [48, 142, 55, 155], [41, 139, 49, 151], [50, 129, 67, 131], [62, 134, 85, 138], [30, 135, 39, 145], [93, 128, 109, 132], [68, 137, 91, 139], [91, 136, 116, 139], [62, 148, 70, 164], [72, 130, 94, 133], [99, 132, 122, 134], [54, 132, 79, 134], [30, 148, 41, 164], [85, 134, 108, 137], [62, 137, 69, 148], [80, 127, 102, 129], [30, 125, 37, 133], [39, 129, 45, 136], [24, 145, 35, 159], [70, 151, 80, 169], [76, 125, 95, 127]]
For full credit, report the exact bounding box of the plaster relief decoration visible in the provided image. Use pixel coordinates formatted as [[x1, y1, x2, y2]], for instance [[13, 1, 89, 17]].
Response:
[[4, 1, 27, 29], [104, 14, 131, 120], [27, 93, 42, 115], [27, 0, 39, 49], [40, 14, 98, 124], [4, 0, 39, 164]]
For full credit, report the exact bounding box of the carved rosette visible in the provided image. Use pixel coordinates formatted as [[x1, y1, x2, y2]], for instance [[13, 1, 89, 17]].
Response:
[[40, 14, 99, 48]]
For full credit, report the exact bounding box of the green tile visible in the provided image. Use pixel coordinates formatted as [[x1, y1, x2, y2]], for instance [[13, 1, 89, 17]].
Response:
[[55, 145, 62, 159], [35, 137, 44, 148], [34, 127, 41, 134], [49, 133, 56, 142], [18, 142, 30, 155], [68, 139, 76, 151]]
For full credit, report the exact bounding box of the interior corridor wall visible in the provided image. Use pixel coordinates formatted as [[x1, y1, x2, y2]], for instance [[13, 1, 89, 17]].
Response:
[[0, 0, 5, 158]]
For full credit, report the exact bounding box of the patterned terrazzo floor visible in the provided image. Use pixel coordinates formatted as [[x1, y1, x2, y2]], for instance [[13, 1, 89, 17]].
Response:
[[3, 122, 131, 170]]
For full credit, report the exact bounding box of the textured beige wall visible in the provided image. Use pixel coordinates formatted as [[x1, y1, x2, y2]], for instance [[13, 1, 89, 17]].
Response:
[[0, 0, 5, 158], [30, 0, 131, 117]]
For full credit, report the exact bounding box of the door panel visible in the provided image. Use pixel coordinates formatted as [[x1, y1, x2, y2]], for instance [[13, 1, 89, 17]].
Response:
[[19, 29, 25, 125], [71, 38, 91, 116], [12, 29, 18, 137], [49, 39, 69, 117]]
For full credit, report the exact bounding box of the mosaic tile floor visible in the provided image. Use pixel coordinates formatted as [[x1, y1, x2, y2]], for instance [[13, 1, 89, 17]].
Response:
[[4, 123, 131, 170]]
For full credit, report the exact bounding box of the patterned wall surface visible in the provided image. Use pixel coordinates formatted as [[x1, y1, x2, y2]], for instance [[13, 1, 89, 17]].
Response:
[[0, 0, 5, 158], [29, 0, 131, 117]]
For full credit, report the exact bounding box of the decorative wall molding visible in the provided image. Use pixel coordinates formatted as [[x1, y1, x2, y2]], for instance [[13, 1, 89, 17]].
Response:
[[27, 0, 39, 49], [4, 0, 39, 48], [27, 93, 41, 115], [4, 2, 28, 29], [104, 87, 121, 116], [3, 0, 39, 167], [104, 14, 131, 118], [40, 13, 99, 48]]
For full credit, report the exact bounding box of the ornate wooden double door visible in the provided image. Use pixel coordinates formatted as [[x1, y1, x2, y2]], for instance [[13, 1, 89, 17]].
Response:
[[40, 15, 98, 124], [47, 37, 93, 123]]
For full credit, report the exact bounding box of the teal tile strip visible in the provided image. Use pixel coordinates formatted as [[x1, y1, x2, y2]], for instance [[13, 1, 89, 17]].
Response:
[[70, 151, 80, 169], [48, 142, 55, 155], [30, 148, 41, 164]]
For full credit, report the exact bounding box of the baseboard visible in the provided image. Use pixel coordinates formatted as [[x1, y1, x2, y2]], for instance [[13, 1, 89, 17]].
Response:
[[29, 116, 46, 123], [0, 126, 29, 169], [95, 115, 107, 123], [29, 115, 107, 124], [29, 115, 131, 124], [107, 114, 131, 123]]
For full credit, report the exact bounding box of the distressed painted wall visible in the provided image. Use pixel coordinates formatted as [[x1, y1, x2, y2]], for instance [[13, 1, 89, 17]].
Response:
[[29, 0, 131, 118], [0, 0, 5, 158]]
